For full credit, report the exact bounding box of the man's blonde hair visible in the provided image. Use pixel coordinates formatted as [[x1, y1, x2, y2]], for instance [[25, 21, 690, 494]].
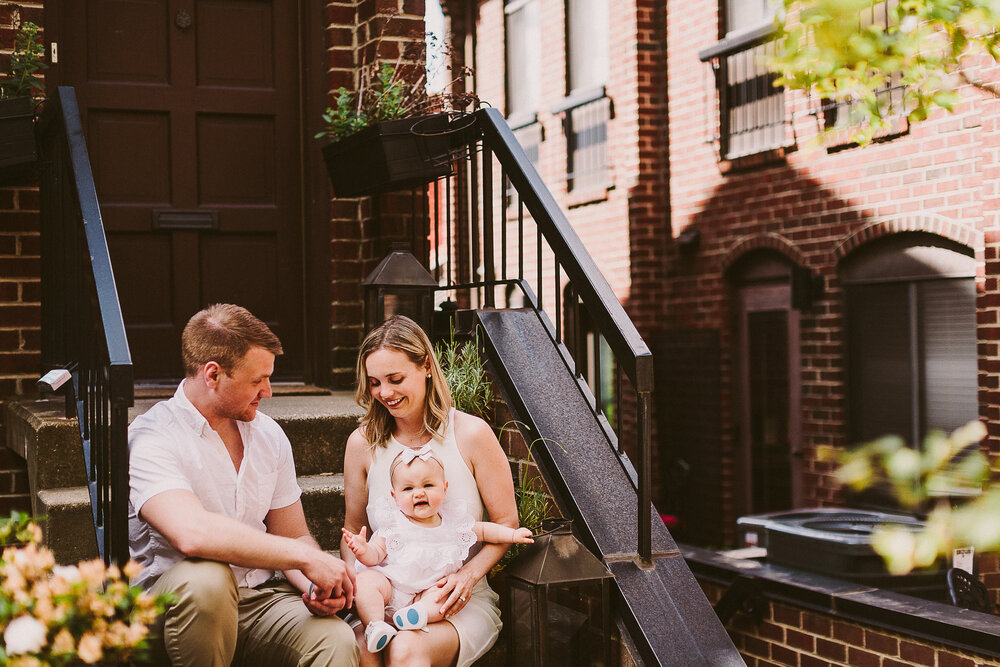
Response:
[[355, 315, 452, 447], [181, 304, 283, 376]]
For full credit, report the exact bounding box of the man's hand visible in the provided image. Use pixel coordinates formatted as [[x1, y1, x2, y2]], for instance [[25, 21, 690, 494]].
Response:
[[299, 549, 355, 610]]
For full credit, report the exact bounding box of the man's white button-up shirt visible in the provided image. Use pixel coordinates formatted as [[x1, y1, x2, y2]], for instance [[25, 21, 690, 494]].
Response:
[[128, 381, 301, 589]]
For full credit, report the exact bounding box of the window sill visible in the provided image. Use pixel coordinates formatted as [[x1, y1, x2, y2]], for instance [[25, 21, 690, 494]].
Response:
[[566, 183, 613, 209], [824, 114, 910, 153], [719, 145, 793, 174], [506, 111, 539, 131], [550, 86, 607, 115]]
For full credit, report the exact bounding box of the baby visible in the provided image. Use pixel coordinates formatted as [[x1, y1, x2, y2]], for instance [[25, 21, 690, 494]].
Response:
[[342, 446, 534, 653]]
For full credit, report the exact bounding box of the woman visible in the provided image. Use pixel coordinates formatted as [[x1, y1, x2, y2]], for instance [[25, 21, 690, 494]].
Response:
[[342, 315, 518, 667]]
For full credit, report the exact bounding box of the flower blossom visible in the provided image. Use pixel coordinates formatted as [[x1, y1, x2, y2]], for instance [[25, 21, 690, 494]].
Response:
[[3, 615, 47, 655]]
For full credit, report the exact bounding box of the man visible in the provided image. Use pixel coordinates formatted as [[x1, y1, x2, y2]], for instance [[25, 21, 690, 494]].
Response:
[[129, 304, 358, 666]]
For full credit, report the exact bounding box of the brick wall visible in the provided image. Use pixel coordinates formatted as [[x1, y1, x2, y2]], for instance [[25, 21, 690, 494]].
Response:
[[659, 0, 1000, 546], [699, 579, 1000, 667], [0, 1, 46, 517], [323, 0, 432, 387]]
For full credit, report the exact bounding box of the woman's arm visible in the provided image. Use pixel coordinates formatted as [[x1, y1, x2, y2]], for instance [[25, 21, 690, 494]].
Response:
[[341, 428, 373, 572], [435, 412, 519, 618]]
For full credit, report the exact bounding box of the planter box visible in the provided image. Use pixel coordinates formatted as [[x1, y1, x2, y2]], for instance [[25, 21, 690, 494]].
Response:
[[0, 96, 37, 175], [321, 114, 452, 198]]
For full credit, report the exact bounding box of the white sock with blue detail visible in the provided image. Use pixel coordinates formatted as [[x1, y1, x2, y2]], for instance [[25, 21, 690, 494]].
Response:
[[393, 601, 429, 631]]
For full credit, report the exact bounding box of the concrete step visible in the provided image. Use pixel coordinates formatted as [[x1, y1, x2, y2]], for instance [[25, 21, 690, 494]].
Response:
[[3, 393, 360, 564], [4, 392, 362, 492], [40, 474, 347, 565]]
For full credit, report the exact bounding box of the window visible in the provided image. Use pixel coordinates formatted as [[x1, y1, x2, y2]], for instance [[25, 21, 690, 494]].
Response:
[[698, 1, 791, 159], [505, 0, 541, 125], [822, 0, 908, 139], [559, 0, 610, 191], [843, 235, 978, 447]]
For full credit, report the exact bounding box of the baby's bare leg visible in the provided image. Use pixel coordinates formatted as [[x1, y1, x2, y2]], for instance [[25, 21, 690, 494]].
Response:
[[354, 570, 393, 626], [412, 586, 449, 625]]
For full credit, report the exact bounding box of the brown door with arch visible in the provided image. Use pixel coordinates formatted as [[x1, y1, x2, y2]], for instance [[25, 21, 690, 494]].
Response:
[[48, 0, 305, 381]]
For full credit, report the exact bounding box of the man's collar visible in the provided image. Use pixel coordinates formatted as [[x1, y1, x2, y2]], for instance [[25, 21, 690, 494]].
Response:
[[174, 380, 213, 436], [173, 379, 261, 437]]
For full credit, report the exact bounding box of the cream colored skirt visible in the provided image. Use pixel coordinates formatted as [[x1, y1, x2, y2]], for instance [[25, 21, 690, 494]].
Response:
[[445, 577, 502, 667]]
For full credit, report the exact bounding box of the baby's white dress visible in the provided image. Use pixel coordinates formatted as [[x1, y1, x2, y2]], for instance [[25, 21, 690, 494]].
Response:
[[365, 408, 503, 667], [356, 494, 478, 610]]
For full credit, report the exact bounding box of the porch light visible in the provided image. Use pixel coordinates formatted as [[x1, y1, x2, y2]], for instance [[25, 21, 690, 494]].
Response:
[[362, 248, 438, 333], [505, 518, 615, 667]]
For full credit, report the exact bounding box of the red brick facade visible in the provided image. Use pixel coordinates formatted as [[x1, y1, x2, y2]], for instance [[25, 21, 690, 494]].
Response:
[[462, 0, 1000, 586]]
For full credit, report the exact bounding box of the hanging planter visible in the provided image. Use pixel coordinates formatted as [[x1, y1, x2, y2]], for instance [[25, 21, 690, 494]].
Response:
[[0, 96, 36, 172], [321, 113, 452, 198]]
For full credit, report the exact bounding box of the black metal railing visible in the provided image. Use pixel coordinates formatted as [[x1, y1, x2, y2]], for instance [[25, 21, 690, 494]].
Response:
[[425, 108, 654, 561], [37, 87, 133, 566]]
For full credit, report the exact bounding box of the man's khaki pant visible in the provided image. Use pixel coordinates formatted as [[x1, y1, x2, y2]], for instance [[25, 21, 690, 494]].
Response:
[[149, 559, 358, 667]]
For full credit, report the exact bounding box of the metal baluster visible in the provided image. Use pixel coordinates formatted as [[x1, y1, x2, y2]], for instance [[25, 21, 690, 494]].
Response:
[[500, 164, 507, 281], [616, 364, 623, 454], [593, 329, 602, 415], [445, 173, 452, 286], [470, 137, 480, 294], [483, 145, 495, 308], [536, 227, 543, 311], [433, 179, 440, 283], [554, 263, 561, 343], [518, 200, 524, 281]]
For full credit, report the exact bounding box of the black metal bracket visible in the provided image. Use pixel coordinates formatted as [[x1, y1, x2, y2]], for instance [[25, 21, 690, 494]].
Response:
[[714, 574, 765, 625]]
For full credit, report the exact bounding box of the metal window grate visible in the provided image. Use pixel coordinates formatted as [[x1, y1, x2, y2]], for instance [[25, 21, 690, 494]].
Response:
[[722, 38, 789, 159], [567, 96, 610, 191]]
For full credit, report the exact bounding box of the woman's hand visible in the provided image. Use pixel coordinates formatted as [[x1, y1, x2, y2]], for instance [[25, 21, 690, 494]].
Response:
[[433, 567, 480, 618]]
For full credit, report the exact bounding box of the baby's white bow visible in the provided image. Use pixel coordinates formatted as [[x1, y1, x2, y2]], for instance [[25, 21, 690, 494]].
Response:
[[397, 444, 434, 464]]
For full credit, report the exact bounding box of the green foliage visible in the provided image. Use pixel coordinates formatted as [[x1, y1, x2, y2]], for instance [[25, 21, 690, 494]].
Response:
[[491, 428, 560, 575], [828, 420, 999, 574], [314, 15, 477, 141], [771, 0, 1000, 145], [0, 511, 41, 546], [1, 20, 46, 100], [435, 327, 495, 420]]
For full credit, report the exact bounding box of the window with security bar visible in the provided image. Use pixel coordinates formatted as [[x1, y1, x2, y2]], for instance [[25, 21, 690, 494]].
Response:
[[562, 0, 610, 191], [699, 0, 792, 160], [821, 0, 909, 142]]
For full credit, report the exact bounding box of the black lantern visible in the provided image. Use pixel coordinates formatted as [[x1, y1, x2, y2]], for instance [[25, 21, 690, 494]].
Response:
[[362, 248, 438, 332], [505, 519, 615, 667]]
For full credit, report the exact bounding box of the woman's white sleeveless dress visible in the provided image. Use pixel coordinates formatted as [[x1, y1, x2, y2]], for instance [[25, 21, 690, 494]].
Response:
[[365, 408, 502, 667]]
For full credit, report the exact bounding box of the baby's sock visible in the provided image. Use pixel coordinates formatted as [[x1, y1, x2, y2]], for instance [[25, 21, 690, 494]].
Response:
[[393, 601, 429, 631], [365, 620, 397, 652]]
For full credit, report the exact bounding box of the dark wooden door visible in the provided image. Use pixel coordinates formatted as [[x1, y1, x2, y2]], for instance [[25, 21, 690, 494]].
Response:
[[51, 0, 305, 381]]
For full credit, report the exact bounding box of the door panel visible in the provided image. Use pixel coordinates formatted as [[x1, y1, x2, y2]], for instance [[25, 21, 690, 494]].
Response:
[[56, 0, 304, 381], [737, 282, 802, 515]]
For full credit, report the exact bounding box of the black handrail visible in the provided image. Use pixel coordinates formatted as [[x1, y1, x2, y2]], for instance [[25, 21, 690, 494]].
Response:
[[426, 108, 655, 561], [37, 87, 133, 566]]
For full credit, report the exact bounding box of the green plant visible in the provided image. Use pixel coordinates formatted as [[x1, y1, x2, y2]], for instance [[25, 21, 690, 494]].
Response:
[[825, 420, 999, 575], [771, 0, 1000, 146], [435, 326, 494, 420], [1, 16, 46, 100], [0, 511, 172, 666], [314, 14, 476, 142]]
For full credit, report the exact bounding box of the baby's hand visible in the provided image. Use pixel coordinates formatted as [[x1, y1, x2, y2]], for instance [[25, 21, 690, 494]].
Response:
[[341, 526, 370, 558], [513, 527, 534, 544]]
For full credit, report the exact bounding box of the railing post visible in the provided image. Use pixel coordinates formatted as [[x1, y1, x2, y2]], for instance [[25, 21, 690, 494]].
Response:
[[482, 141, 495, 307], [638, 390, 652, 564]]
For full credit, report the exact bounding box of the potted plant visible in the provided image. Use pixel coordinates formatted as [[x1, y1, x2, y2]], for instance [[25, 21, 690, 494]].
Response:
[[1, 13, 46, 180], [315, 19, 478, 198]]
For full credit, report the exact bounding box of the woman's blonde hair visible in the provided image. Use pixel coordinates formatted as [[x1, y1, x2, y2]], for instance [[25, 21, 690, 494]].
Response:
[[355, 315, 452, 447]]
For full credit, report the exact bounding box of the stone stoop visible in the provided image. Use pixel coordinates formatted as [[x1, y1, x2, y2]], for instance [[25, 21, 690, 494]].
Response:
[[1, 392, 362, 564]]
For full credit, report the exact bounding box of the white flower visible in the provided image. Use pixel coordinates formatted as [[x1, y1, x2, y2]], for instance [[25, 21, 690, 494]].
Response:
[[4, 615, 48, 655], [899, 15, 918, 33], [52, 565, 80, 582]]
